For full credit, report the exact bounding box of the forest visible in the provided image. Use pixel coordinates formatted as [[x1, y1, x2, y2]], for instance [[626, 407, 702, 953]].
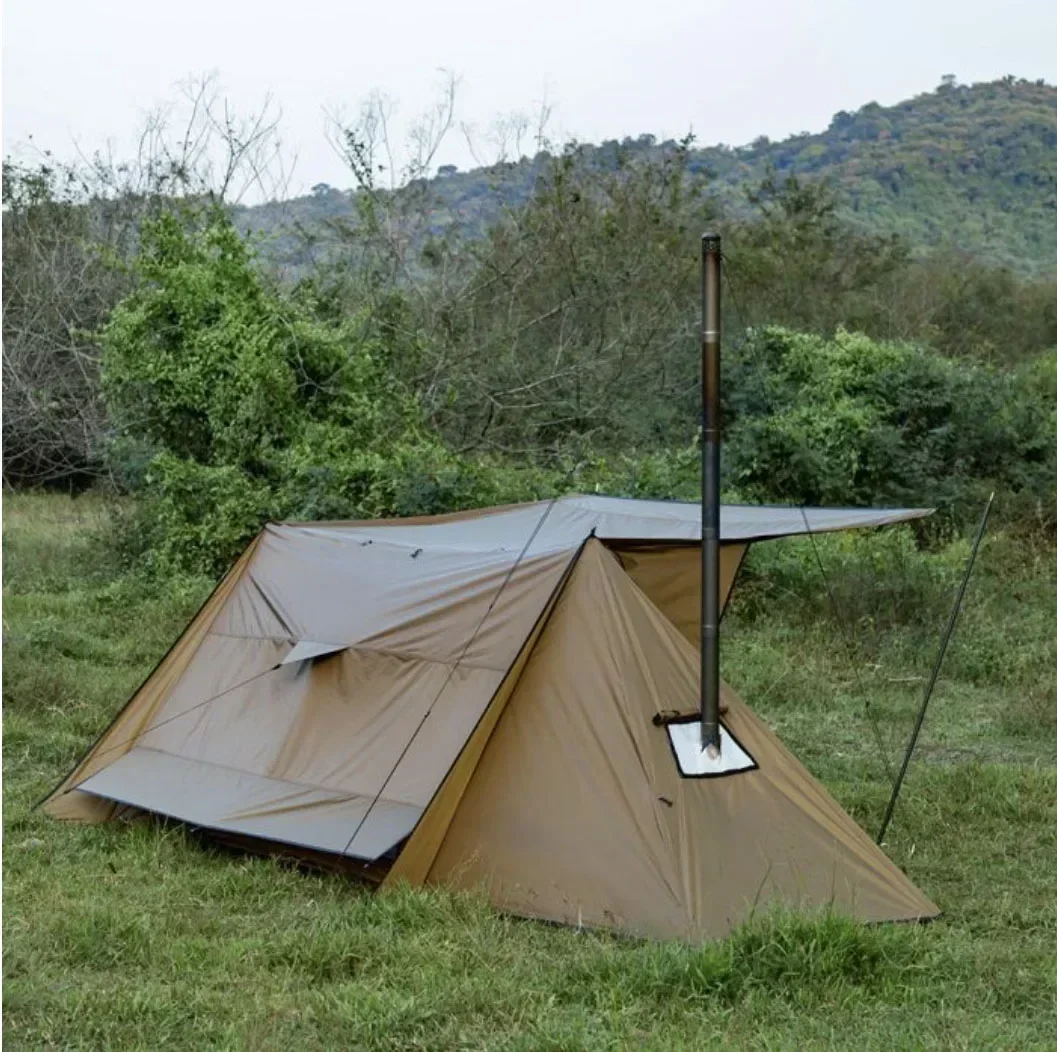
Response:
[[245, 76, 1057, 277], [3, 76, 1056, 570]]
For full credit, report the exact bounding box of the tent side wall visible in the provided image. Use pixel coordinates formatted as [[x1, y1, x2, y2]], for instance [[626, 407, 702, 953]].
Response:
[[42, 533, 263, 822], [422, 539, 938, 940]]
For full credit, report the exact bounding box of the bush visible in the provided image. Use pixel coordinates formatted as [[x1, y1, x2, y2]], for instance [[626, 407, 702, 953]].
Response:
[[724, 329, 1057, 533], [96, 206, 724, 574], [96, 206, 1056, 576], [98, 207, 541, 574]]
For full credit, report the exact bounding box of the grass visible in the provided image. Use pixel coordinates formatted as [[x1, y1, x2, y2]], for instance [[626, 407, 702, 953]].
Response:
[[4, 492, 1057, 1050]]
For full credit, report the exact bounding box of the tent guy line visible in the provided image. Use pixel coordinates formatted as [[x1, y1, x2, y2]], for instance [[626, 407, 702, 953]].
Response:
[[876, 492, 994, 844]]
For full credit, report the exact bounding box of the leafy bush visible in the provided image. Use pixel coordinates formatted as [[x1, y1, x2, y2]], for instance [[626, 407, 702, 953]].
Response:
[[724, 328, 1057, 533], [98, 205, 571, 573], [101, 208, 415, 469], [95, 200, 1056, 575]]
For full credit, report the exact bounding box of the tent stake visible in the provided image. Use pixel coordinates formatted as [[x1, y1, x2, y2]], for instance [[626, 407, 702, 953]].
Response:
[[701, 234, 722, 755], [876, 493, 994, 844]]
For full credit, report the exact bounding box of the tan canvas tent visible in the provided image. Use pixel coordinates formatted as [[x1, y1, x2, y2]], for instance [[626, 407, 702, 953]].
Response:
[[45, 495, 940, 939]]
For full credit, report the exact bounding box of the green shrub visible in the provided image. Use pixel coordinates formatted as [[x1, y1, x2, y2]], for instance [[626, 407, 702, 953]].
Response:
[[98, 207, 538, 574], [96, 205, 1056, 576], [724, 329, 1057, 534]]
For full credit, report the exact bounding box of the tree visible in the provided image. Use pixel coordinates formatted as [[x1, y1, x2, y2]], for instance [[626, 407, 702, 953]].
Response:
[[2, 160, 122, 486], [2, 77, 291, 487], [724, 170, 911, 337]]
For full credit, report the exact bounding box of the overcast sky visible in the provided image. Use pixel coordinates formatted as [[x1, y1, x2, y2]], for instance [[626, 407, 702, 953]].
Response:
[[4, 0, 1055, 199]]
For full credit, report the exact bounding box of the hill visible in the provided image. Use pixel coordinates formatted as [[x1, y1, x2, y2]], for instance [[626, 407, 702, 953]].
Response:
[[240, 77, 1057, 275], [710, 76, 1057, 273]]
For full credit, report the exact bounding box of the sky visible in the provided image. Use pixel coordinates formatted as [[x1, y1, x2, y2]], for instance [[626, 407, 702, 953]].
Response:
[[3, 0, 1055, 200]]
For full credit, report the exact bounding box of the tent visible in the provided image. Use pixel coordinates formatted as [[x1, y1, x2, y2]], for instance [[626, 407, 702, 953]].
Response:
[[44, 495, 940, 940]]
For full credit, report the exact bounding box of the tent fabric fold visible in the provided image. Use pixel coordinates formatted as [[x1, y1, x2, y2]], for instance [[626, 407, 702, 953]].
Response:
[[44, 494, 939, 940]]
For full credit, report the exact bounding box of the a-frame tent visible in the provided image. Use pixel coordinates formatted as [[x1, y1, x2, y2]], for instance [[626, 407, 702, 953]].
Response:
[[45, 495, 939, 940]]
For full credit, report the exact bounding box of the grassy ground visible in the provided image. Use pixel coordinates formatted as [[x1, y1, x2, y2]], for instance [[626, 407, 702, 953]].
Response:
[[4, 493, 1056, 1050]]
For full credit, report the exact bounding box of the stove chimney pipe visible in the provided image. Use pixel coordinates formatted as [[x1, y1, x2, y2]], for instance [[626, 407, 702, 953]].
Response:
[[700, 234, 722, 755]]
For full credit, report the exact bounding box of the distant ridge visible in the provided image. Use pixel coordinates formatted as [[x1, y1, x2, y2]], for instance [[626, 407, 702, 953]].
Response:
[[239, 78, 1057, 275]]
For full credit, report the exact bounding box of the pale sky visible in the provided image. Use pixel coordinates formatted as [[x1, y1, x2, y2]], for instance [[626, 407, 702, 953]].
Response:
[[3, 0, 1055, 199]]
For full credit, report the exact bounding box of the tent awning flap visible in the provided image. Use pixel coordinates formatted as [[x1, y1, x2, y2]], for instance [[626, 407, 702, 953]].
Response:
[[76, 746, 423, 860], [280, 640, 348, 665], [284, 495, 933, 551]]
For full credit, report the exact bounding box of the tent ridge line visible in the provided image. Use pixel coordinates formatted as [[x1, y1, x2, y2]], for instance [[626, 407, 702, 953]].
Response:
[[272, 522, 577, 557], [276, 499, 544, 530]]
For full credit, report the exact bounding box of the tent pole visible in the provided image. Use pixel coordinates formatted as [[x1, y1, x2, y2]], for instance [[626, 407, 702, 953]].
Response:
[[876, 493, 994, 844], [701, 234, 722, 755]]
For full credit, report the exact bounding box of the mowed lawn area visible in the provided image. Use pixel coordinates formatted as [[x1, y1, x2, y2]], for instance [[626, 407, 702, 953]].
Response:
[[3, 493, 1056, 1050]]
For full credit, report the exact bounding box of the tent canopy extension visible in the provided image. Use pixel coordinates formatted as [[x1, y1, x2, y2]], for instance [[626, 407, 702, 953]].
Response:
[[45, 495, 939, 940]]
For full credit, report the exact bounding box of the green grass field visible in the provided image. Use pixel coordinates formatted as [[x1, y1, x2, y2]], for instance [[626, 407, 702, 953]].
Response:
[[4, 494, 1056, 1050]]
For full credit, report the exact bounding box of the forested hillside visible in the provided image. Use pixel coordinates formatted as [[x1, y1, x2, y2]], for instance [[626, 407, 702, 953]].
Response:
[[240, 77, 1057, 276]]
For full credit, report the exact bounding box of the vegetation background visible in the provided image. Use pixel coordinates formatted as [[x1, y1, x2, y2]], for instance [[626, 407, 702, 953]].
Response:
[[3, 74, 1056, 1048]]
